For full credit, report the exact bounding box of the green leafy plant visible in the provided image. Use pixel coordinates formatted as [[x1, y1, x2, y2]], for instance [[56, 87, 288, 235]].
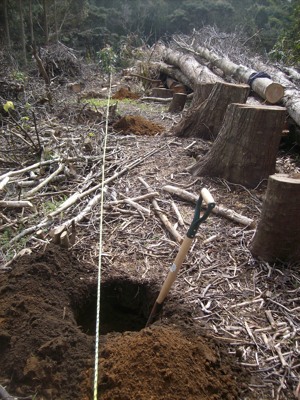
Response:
[[97, 45, 117, 73], [11, 70, 26, 82]]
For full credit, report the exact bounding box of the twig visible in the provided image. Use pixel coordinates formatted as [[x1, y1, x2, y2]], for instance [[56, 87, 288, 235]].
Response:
[[138, 177, 183, 243], [171, 201, 185, 226], [0, 159, 61, 181], [0, 177, 10, 191], [47, 144, 174, 219], [24, 163, 65, 197], [0, 200, 34, 208]]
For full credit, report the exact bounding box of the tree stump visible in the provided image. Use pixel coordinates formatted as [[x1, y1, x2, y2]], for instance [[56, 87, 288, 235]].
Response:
[[168, 93, 187, 113], [251, 174, 300, 262], [190, 83, 215, 106], [172, 82, 250, 139], [151, 88, 173, 98], [188, 103, 287, 188]]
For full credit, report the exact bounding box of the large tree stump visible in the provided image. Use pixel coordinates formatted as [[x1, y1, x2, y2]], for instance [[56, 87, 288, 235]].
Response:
[[188, 103, 287, 188], [190, 83, 215, 106], [151, 88, 173, 98], [172, 82, 250, 139], [168, 93, 187, 113], [251, 174, 300, 262]]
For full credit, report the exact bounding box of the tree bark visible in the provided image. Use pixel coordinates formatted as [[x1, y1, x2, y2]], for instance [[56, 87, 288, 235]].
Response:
[[168, 93, 187, 113], [251, 174, 300, 262], [43, 0, 49, 44], [4, 0, 11, 49], [28, 0, 35, 46], [54, 0, 59, 42], [192, 44, 284, 104], [156, 61, 193, 90], [172, 82, 250, 139], [188, 103, 287, 188], [151, 88, 173, 98], [190, 83, 215, 105], [18, 0, 27, 66]]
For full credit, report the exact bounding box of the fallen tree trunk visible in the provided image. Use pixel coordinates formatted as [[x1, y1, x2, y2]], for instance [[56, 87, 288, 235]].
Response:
[[155, 61, 193, 90], [161, 45, 223, 90], [251, 59, 300, 129], [251, 174, 300, 262], [190, 44, 284, 104], [188, 103, 286, 188], [172, 82, 249, 139]]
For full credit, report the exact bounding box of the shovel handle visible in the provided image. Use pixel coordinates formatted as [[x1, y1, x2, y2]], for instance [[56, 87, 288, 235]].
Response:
[[201, 188, 215, 206]]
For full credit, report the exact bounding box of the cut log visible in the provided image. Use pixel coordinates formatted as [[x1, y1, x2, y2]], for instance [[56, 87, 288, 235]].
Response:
[[250, 174, 300, 262], [250, 59, 300, 129], [151, 88, 173, 98], [168, 93, 187, 113], [172, 82, 250, 139], [188, 103, 287, 188], [156, 61, 193, 90], [191, 44, 284, 104], [161, 45, 223, 90], [166, 77, 186, 94]]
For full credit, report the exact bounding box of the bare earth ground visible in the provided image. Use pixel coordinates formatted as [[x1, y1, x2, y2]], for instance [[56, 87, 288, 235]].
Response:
[[0, 67, 300, 400]]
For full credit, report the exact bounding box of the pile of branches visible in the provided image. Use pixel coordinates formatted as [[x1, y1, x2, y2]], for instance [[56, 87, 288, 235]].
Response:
[[39, 42, 82, 79]]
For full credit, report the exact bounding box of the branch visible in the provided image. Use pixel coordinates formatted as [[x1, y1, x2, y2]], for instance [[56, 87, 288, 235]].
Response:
[[162, 185, 256, 228], [138, 177, 183, 243]]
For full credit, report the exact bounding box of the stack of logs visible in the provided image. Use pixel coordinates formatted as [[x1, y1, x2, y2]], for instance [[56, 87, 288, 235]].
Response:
[[151, 44, 300, 264]]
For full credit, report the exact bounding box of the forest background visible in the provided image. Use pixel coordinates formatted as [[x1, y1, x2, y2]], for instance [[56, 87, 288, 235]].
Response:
[[1, 0, 300, 69]]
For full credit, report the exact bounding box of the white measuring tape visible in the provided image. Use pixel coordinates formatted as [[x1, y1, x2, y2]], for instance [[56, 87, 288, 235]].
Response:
[[93, 72, 112, 400]]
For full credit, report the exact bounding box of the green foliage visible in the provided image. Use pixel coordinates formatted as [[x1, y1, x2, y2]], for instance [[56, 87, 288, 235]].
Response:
[[2, 0, 296, 62], [271, 2, 300, 64], [11, 70, 26, 82], [97, 45, 117, 73]]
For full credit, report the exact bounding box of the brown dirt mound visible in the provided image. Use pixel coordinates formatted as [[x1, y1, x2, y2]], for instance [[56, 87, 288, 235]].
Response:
[[93, 326, 245, 400], [0, 246, 93, 400], [113, 115, 165, 136], [0, 246, 249, 400], [112, 87, 140, 100]]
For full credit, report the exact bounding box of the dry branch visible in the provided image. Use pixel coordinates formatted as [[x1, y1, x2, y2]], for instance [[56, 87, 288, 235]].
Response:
[[24, 163, 65, 197], [47, 144, 174, 219], [0, 200, 34, 208], [0, 159, 62, 181], [162, 185, 255, 228], [138, 177, 183, 243], [0, 177, 9, 191], [140, 96, 172, 103]]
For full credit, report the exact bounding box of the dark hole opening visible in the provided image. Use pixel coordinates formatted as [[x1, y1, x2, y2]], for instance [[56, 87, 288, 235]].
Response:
[[74, 279, 154, 336]]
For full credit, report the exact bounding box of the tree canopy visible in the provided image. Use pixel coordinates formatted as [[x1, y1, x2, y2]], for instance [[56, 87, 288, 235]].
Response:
[[1, 0, 298, 66]]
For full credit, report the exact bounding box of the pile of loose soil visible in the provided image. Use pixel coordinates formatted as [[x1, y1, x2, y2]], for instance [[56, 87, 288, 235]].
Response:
[[0, 246, 94, 399], [0, 246, 249, 400], [112, 87, 140, 100], [113, 115, 165, 136], [87, 326, 246, 400]]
